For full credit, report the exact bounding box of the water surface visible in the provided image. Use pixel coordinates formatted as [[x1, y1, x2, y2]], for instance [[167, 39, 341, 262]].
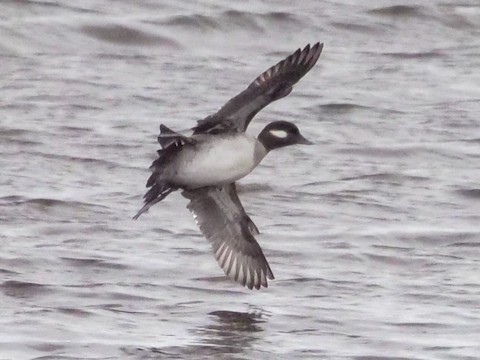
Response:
[[1, 0, 480, 359]]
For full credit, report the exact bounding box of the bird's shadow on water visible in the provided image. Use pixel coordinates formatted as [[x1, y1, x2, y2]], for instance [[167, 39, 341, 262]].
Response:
[[123, 308, 267, 359], [195, 309, 266, 352]]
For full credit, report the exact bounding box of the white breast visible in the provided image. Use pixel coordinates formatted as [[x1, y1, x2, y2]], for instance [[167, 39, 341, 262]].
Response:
[[172, 135, 265, 188]]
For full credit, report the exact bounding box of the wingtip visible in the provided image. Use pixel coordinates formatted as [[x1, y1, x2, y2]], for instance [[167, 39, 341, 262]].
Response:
[[311, 42, 324, 56], [309, 42, 323, 48], [267, 269, 275, 280], [305, 42, 324, 57], [132, 213, 140, 220], [315, 42, 324, 56], [303, 42, 323, 69], [132, 207, 147, 220], [217, 248, 273, 290]]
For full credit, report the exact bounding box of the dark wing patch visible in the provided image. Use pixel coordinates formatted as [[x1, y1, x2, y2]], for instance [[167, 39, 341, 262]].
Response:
[[193, 42, 323, 135], [158, 124, 194, 149], [182, 185, 274, 290], [225, 183, 259, 235]]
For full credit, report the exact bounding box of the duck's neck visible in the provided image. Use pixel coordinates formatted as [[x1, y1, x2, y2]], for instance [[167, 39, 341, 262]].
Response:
[[253, 140, 269, 165]]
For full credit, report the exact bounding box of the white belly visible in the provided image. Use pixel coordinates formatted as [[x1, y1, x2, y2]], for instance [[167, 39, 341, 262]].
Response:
[[172, 135, 263, 188]]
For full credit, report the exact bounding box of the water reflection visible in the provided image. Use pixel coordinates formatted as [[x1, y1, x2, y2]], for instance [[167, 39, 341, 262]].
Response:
[[122, 309, 267, 358], [196, 309, 265, 355]]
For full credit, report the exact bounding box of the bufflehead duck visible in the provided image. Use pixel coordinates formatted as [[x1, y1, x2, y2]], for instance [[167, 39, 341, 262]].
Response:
[[134, 43, 323, 290]]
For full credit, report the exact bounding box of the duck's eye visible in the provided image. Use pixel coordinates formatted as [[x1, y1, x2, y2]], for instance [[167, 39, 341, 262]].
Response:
[[269, 129, 288, 138]]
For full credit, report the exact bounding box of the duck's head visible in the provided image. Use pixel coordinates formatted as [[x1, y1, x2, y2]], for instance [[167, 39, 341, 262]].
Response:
[[258, 121, 313, 152]]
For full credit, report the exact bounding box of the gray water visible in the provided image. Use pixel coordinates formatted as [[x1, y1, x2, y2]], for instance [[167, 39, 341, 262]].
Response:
[[1, 1, 480, 359]]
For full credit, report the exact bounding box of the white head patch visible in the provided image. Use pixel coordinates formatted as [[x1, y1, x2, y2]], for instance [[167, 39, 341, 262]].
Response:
[[269, 129, 288, 138]]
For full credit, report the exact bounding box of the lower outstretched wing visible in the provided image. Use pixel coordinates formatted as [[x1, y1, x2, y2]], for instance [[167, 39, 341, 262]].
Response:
[[182, 184, 274, 290]]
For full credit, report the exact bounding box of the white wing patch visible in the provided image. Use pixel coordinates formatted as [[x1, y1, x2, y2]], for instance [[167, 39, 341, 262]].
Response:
[[269, 129, 288, 138]]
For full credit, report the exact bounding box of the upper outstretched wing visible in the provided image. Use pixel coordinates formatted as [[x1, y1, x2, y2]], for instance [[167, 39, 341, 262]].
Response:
[[182, 184, 274, 290], [192, 43, 323, 135]]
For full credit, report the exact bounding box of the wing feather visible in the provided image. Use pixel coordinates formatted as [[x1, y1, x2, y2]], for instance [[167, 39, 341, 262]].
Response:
[[193, 43, 323, 135], [182, 184, 274, 290]]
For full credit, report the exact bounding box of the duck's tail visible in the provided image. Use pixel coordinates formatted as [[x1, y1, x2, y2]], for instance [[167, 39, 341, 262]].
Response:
[[132, 182, 177, 220], [133, 124, 187, 220]]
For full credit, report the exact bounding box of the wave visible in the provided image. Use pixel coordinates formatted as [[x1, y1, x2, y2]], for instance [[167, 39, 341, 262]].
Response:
[[80, 24, 180, 47], [381, 50, 446, 59], [368, 5, 427, 18], [0, 196, 110, 212], [319, 103, 372, 113], [455, 188, 480, 199], [1, 280, 51, 298], [60, 257, 129, 270], [316, 103, 404, 116], [157, 10, 304, 33], [331, 22, 378, 34], [340, 172, 430, 183]]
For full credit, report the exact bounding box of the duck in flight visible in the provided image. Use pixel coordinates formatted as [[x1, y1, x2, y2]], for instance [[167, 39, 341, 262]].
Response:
[[134, 43, 323, 290]]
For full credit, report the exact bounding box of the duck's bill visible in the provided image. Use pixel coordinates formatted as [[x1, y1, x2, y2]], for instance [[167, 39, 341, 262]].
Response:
[[296, 134, 314, 145]]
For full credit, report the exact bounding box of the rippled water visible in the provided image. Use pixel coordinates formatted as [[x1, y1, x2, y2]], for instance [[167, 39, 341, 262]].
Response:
[[1, 0, 480, 359]]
